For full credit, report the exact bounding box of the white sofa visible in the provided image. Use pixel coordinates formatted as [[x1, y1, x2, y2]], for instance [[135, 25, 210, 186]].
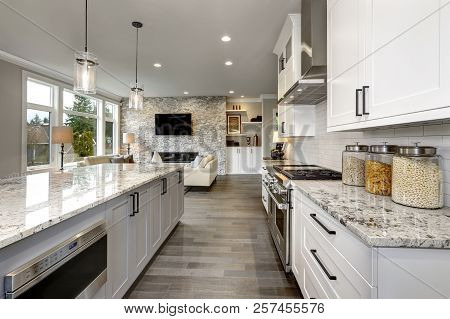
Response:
[[83, 155, 118, 166], [184, 157, 218, 187]]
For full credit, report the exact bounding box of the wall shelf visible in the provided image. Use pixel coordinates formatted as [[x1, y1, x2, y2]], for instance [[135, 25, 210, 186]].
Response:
[[226, 110, 247, 113], [242, 121, 262, 124]]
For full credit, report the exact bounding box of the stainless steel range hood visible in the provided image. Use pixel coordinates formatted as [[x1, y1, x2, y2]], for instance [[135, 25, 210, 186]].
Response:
[[281, 0, 327, 105]]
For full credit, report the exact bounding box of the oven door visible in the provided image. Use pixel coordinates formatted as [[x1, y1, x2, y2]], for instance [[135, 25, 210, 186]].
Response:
[[264, 185, 290, 271]]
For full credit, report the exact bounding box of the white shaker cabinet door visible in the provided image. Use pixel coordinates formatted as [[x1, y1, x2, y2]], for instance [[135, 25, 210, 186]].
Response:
[[328, 0, 362, 80], [226, 148, 240, 174], [149, 181, 162, 255], [364, 6, 450, 121], [106, 195, 131, 299]]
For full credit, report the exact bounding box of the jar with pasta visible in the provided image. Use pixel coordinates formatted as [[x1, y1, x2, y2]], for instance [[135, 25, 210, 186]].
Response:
[[392, 144, 443, 209], [342, 143, 368, 186], [365, 143, 397, 196]]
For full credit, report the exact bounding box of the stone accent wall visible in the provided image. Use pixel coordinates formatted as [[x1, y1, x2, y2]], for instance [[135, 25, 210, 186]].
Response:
[[121, 96, 227, 175]]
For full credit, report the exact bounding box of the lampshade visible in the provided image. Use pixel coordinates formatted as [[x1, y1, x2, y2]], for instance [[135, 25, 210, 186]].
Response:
[[272, 131, 287, 144], [52, 127, 73, 144], [123, 133, 136, 144]]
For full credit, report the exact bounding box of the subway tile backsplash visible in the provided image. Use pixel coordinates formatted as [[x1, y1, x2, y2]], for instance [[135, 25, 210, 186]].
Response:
[[285, 102, 450, 207]]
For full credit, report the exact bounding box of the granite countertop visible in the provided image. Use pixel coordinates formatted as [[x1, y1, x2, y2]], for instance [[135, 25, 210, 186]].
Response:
[[291, 180, 450, 249], [0, 163, 182, 250]]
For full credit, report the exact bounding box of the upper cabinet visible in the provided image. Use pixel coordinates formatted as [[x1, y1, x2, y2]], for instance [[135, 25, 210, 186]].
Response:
[[274, 14, 302, 100], [278, 104, 316, 138], [328, 0, 450, 131]]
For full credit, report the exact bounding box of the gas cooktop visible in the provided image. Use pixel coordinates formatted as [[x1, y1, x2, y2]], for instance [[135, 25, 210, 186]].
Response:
[[273, 165, 342, 180]]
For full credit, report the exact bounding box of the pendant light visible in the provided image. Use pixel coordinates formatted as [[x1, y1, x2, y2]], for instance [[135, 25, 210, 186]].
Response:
[[129, 21, 144, 110], [74, 0, 98, 94]]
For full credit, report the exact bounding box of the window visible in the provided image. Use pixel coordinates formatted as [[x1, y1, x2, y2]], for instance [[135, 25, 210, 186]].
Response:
[[104, 102, 118, 155], [63, 90, 99, 163], [22, 72, 120, 172], [25, 78, 56, 169]]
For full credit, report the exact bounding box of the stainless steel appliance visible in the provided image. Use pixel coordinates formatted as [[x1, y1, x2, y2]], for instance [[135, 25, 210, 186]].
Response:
[[262, 164, 342, 272], [4, 221, 107, 299], [279, 0, 327, 105]]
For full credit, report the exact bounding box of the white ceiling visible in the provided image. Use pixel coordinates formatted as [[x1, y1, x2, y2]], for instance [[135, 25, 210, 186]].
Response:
[[0, 0, 300, 99]]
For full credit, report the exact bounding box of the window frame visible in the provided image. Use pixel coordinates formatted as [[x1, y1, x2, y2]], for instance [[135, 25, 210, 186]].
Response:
[[22, 71, 121, 172]]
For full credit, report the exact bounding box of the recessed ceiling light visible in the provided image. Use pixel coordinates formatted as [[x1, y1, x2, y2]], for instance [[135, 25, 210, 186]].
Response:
[[229, 90, 235, 94], [225, 61, 233, 66], [241, 95, 245, 98], [183, 91, 189, 95], [290, 95, 294, 99], [153, 63, 162, 68], [297, 88, 303, 92], [221, 35, 231, 42]]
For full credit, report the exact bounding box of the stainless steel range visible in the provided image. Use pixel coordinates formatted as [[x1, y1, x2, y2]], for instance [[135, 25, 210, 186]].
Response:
[[262, 164, 341, 272]]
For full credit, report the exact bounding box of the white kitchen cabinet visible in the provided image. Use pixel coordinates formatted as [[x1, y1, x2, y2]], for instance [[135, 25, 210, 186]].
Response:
[[364, 5, 450, 121], [128, 186, 151, 280], [328, 0, 362, 81], [226, 147, 262, 175], [278, 104, 315, 137], [106, 194, 132, 299], [327, 1, 450, 131], [149, 181, 162, 255], [106, 170, 184, 299], [274, 14, 302, 99]]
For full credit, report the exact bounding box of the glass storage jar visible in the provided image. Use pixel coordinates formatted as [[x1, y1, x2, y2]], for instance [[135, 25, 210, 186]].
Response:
[[365, 143, 398, 196], [392, 144, 443, 209], [342, 142, 368, 186]]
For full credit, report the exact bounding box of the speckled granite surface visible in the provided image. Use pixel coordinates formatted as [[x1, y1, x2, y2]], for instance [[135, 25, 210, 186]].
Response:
[[291, 180, 450, 249], [0, 164, 182, 249]]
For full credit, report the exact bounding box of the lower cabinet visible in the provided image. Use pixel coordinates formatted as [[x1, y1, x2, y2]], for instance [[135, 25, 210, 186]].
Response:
[[226, 147, 262, 174], [106, 170, 184, 299], [292, 189, 450, 299]]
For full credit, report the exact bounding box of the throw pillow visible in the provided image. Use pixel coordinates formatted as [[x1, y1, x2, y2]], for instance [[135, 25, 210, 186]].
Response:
[[198, 156, 210, 168], [192, 155, 204, 168], [110, 156, 125, 163], [151, 152, 163, 164]]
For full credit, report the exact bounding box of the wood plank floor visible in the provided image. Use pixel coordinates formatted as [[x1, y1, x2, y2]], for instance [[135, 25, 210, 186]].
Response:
[[128, 175, 302, 299]]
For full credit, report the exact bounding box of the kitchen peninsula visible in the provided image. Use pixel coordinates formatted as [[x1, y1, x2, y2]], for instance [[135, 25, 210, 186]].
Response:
[[0, 164, 184, 298]]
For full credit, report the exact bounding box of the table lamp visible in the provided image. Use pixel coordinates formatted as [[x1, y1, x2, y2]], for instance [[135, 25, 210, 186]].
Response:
[[123, 133, 136, 155], [52, 127, 73, 171]]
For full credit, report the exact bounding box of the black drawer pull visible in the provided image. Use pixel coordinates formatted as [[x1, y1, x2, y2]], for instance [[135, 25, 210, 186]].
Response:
[[130, 194, 136, 217], [310, 214, 336, 235], [310, 249, 337, 281]]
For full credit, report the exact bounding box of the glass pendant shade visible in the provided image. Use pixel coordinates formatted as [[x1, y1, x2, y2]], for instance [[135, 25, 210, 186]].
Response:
[[129, 83, 144, 110], [74, 51, 98, 94]]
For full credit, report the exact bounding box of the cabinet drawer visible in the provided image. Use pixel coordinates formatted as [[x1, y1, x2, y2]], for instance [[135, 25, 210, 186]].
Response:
[[302, 253, 330, 299], [301, 196, 376, 285], [302, 213, 375, 299]]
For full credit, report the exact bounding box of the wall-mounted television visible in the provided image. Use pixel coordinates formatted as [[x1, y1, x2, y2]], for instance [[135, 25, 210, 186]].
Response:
[[155, 113, 192, 136]]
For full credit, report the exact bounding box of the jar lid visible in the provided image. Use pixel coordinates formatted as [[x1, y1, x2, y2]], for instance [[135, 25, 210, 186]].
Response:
[[397, 143, 437, 157], [345, 142, 368, 152], [369, 143, 398, 154]]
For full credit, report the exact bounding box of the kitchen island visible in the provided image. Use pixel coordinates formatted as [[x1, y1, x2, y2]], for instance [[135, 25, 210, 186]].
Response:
[[0, 163, 184, 298]]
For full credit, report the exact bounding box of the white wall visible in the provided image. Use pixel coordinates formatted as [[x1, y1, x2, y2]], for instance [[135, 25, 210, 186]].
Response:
[[285, 102, 450, 206]]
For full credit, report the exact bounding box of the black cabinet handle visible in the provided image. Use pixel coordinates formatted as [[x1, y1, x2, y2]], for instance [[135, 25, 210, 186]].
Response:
[[362, 86, 370, 115], [178, 171, 182, 184], [281, 122, 285, 133], [161, 178, 167, 195], [134, 192, 139, 214], [130, 194, 136, 217], [310, 214, 336, 235], [310, 249, 337, 281], [355, 89, 362, 116]]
